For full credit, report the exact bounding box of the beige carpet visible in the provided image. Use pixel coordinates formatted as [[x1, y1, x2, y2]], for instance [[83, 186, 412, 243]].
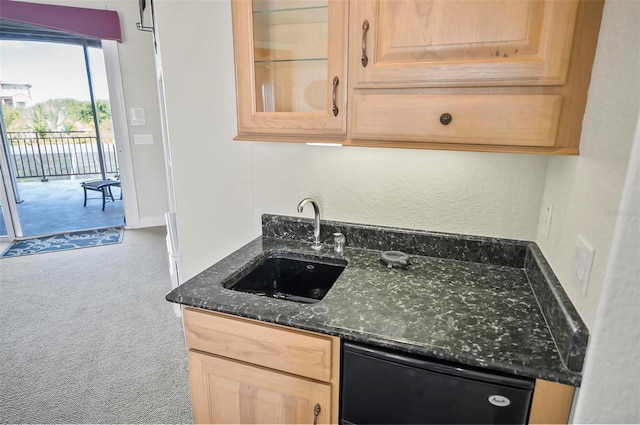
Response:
[[0, 227, 192, 424]]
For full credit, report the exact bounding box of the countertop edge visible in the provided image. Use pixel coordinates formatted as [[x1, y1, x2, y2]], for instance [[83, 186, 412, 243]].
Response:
[[169, 299, 583, 387], [525, 244, 590, 373]]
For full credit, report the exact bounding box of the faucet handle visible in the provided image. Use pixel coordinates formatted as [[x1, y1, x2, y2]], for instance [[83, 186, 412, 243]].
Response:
[[333, 233, 346, 253]]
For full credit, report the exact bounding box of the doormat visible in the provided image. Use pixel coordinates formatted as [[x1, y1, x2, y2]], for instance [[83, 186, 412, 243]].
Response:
[[1, 227, 124, 258]]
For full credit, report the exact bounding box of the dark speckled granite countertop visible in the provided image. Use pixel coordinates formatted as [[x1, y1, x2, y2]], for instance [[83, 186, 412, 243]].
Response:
[[166, 215, 588, 386]]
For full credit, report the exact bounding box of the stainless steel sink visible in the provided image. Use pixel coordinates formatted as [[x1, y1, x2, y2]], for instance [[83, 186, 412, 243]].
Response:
[[223, 251, 347, 304]]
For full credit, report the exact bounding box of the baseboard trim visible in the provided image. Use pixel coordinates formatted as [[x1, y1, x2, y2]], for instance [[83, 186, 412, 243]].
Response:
[[126, 215, 166, 229]]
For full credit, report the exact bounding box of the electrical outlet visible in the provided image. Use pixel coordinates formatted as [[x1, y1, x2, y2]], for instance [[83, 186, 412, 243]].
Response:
[[542, 202, 553, 239], [572, 235, 595, 296]]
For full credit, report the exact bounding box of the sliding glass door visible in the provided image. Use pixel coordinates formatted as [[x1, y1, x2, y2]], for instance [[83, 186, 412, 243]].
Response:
[[0, 39, 125, 238]]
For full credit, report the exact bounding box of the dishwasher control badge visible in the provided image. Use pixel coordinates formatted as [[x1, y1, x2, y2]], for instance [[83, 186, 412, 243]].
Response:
[[488, 395, 511, 407]]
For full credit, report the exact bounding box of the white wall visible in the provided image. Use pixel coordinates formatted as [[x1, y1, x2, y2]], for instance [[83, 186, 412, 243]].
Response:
[[572, 98, 640, 424], [540, 2, 640, 420], [153, 0, 255, 280], [19, 0, 169, 226], [251, 143, 547, 240], [536, 0, 640, 329]]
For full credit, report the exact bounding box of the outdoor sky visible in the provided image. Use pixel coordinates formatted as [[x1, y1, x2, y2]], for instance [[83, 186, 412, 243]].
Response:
[[0, 40, 110, 105]]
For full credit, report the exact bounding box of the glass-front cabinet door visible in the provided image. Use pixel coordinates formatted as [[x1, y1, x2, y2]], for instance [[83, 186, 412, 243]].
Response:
[[231, 0, 347, 140]]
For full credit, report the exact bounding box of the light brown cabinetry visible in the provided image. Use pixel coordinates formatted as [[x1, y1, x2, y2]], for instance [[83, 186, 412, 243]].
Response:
[[231, 0, 348, 140], [350, 93, 563, 147], [232, 0, 603, 154], [183, 307, 340, 424], [529, 379, 576, 425], [350, 0, 579, 88], [347, 0, 604, 153]]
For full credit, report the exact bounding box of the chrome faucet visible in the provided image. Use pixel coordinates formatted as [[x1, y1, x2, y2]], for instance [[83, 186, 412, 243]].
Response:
[[297, 197, 322, 250]]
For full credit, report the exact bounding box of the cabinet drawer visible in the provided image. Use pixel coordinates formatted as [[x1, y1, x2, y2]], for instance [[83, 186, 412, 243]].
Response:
[[350, 93, 563, 147], [183, 308, 335, 382]]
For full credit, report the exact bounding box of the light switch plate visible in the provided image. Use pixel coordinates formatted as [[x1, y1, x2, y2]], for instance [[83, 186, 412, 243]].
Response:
[[130, 107, 146, 126], [572, 235, 595, 296]]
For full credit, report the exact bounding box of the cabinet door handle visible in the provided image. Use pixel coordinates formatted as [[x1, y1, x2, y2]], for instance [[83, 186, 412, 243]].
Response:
[[361, 20, 370, 67], [313, 403, 321, 425], [332, 76, 339, 117]]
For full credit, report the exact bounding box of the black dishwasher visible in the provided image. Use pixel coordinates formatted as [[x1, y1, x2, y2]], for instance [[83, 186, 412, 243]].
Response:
[[341, 342, 534, 424]]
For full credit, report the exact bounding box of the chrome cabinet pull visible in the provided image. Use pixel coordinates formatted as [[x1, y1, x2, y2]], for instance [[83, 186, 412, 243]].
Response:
[[313, 403, 321, 425], [361, 20, 370, 67], [332, 76, 339, 117]]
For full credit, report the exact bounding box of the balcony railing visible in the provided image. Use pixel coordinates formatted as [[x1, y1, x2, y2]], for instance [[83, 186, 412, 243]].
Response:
[[5, 131, 119, 181]]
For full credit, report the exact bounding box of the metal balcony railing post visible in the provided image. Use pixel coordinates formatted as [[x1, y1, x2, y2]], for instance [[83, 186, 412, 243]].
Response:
[[35, 133, 48, 182]]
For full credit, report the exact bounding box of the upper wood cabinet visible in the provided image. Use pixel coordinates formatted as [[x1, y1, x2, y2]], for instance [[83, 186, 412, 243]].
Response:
[[231, 0, 348, 140], [231, 0, 604, 154], [347, 0, 604, 154], [350, 0, 579, 88]]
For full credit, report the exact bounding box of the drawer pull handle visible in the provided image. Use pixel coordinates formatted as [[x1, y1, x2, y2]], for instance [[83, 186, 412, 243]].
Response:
[[361, 20, 370, 67], [332, 76, 339, 117], [313, 403, 321, 425], [440, 113, 452, 125]]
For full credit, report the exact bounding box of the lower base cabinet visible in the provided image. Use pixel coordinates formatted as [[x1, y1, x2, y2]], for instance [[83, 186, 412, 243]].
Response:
[[183, 307, 340, 424], [182, 307, 575, 424], [529, 379, 575, 425], [188, 350, 331, 424]]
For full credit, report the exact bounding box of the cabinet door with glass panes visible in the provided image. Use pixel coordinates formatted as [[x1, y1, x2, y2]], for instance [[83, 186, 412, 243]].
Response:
[[231, 0, 347, 141]]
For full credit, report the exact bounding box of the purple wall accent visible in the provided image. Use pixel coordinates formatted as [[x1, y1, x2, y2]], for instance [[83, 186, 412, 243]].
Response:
[[0, 0, 121, 42]]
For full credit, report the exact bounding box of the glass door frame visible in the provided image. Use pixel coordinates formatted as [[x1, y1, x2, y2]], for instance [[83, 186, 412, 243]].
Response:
[[0, 118, 20, 239]]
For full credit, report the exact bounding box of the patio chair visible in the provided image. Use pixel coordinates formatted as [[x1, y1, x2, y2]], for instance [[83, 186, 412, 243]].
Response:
[[81, 179, 121, 211]]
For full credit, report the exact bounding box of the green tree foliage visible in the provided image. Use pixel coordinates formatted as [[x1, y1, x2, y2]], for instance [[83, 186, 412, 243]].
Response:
[[4, 99, 112, 135], [1, 105, 22, 129], [29, 105, 49, 137], [70, 99, 111, 123], [24, 101, 72, 136]]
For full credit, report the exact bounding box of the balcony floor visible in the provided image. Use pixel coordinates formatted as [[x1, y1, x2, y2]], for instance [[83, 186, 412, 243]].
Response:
[[0, 178, 125, 238]]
